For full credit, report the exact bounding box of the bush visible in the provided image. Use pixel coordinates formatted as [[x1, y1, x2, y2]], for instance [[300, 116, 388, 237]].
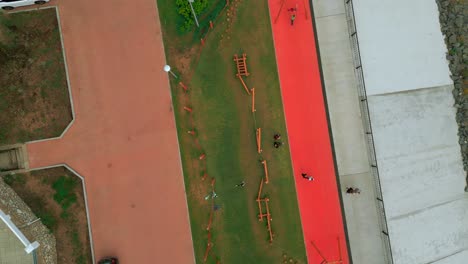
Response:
[[176, 0, 209, 32], [52, 176, 78, 210]]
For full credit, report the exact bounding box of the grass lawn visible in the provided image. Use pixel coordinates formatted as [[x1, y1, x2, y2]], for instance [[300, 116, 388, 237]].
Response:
[[4, 167, 92, 264], [158, 0, 306, 263], [0, 8, 72, 145]]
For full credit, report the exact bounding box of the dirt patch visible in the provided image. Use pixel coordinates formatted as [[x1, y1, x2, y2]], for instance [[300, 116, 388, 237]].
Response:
[[0, 8, 72, 145], [4, 167, 92, 264]]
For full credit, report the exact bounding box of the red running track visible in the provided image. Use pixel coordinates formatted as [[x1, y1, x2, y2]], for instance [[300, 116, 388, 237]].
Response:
[[268, 1, 350, 263]]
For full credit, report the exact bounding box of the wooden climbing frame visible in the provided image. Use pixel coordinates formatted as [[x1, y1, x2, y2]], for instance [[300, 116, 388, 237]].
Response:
[[233, 53, 251, 95], [234, 53, 250, 77]]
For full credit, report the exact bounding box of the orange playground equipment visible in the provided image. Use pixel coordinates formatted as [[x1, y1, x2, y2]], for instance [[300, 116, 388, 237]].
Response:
[[233, 54, 251, 95]]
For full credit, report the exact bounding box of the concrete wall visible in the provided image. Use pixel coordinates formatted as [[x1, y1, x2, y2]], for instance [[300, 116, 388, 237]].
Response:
[[351, 0, 468, 263], [353, 0, 452, 95], [368, 85, 468, 263]]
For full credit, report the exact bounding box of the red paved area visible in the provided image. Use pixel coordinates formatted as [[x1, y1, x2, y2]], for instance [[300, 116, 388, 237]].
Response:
[[26, 0, 195, 263], [268, 1, 350, 263]]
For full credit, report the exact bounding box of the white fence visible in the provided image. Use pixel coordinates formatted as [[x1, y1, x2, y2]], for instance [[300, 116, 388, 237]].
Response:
[[343, 1, 394, 263]]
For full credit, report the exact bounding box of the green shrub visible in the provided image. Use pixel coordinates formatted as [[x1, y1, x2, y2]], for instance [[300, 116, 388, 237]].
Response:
[[176, 0, 209, 32], [2, 174, 15, 185], [37, 211, 57, 231], [2, 174, 26, 185], [52, 176, 78, 210]]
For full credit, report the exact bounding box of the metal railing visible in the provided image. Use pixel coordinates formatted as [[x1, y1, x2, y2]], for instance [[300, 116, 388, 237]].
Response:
[[344, 0, 394, 263]]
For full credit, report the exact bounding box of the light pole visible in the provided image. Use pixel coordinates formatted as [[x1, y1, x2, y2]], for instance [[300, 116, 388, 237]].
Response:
[[164, 65, 178, 78], [188, 0, 200, 28]]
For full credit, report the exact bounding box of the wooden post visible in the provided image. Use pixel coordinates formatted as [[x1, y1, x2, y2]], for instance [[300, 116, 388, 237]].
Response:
[[203, 232, 213, 262], [256, 128, 262, 153], [310, 241, 328, 263], [184, 106, 193, 112], [256, 178, 264, 220], [251, 88, 256, 112], [303, 0, 308, 20], [179, 82, 188, 92], [265, 198, 273, 243], [237, 76, 251, 95], [261, 160, 269, 184], [274, 0, 286, 24]]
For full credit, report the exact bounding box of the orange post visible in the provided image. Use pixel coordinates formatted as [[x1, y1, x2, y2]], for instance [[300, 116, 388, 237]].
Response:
[[261, 160, 269, 184], [184, 106, 193, 112], [256, 178, 264, 220], [179, 82, 188, 91], [337, 237, 342, 262], [237, 76, 251, 95], [251, 88, 256, 112], [265, 198, 273, 243], [199, 153, 206, 160], [257, 177, 264, 200], [210, 21, 214, 29], [201, 38, 205, 46], [303, 0, 309, 20], [206, 199, 214, 230], [256, 128, 262, 153], [187, 130, 196, 135], [310, 241, 328, 262], [274, 0, 286, 24], [203, 232, 213, 262], [211, 178, 216, 187]]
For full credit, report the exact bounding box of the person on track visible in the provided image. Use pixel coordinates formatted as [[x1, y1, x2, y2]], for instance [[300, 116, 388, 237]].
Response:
[[301, 173, 314, 181], [346, 187, 361, 194], [236, 181, 246, 187], [290, 14, 296, 26]]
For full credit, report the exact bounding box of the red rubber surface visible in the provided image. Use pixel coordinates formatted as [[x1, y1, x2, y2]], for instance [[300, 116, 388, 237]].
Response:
[[268, 1, 350, 263]]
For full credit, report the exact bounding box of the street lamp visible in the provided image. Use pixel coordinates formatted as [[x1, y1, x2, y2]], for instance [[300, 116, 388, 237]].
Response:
[[164, 65, 178, 78], [188, 0, 200, 28]]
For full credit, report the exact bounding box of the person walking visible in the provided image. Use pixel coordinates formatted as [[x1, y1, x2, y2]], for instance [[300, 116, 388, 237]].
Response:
[[346, 187, 361, 194], [235, 181, 246, 187], [301, 173, 314, 181], [291, 14, 296, 26]]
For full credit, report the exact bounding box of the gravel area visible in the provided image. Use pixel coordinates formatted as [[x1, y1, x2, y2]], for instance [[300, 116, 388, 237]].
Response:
[[435, 0, 468, 190], [0, 177, 57, 264]]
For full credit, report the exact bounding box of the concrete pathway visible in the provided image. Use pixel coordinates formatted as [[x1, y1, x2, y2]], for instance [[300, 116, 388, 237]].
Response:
[[311, 0, 387, 263], [25, 0, 194, 263]]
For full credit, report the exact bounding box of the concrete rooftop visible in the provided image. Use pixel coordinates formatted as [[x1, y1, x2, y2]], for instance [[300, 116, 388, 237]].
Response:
[[352, 0, 468, 263]]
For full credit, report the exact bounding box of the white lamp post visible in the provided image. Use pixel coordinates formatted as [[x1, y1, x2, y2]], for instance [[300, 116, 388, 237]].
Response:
[[164, 65, 178, 78], [188, 0, 200, 28]]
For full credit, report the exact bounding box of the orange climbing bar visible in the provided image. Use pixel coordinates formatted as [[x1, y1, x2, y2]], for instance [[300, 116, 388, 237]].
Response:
[[237, 76, 251, 95], [265, 198, 273, 243], [203, 232, 213, 262], [261, 160, 269, 183], [256, 128, 262, 153], [251, 88, 256, 112]]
